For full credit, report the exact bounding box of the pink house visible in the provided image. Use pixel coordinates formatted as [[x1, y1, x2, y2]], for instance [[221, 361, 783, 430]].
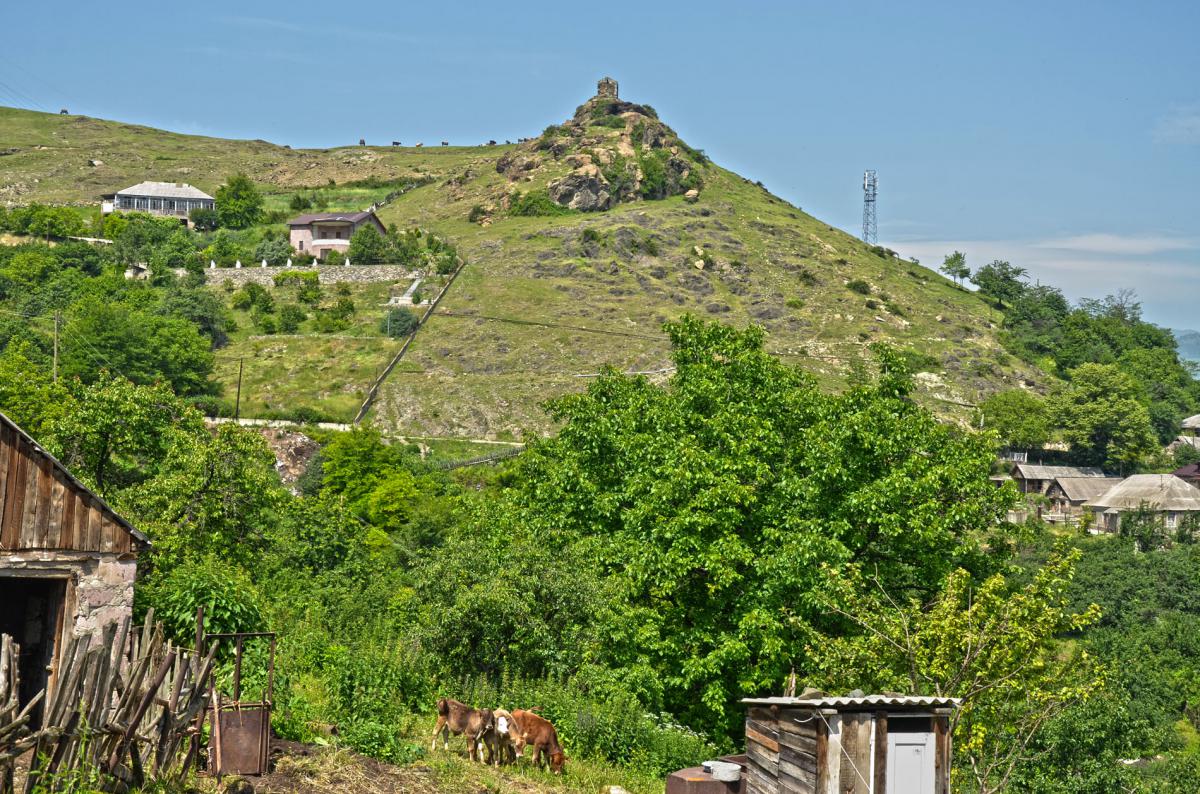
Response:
[[287, 210, 386, 261]]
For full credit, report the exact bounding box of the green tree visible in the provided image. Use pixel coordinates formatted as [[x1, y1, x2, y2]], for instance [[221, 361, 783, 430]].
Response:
[[0, 342, 71, 437], [49, 373, 203, 495], [253, 235, 293, 266], [381, 307, 419, 338], [62, 297, 216, 396], [1052, 363, 1158, 470], [435, 317, 1017, 737], [215, 173, 264, 229], [971, 260, 1028, 307], [347, 224, 387, 264], [810, 548, 1103, 794], [189, 206, 219, 231], [940, 250, 970, 286], [979, 389, 1052, 450]]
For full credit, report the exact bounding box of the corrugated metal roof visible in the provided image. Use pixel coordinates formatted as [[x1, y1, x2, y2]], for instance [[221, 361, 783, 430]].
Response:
[[1012, 464, 1106, 480], [741, 695, 960, 709], [115, 181, 214, 200], [1056, 477, 1125, 502], [1085, 474, 1200, 511], [287, 211, 377, 226]]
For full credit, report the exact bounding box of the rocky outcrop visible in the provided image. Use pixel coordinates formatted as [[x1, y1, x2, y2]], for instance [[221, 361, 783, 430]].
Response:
[[548, 164, 613, 211]]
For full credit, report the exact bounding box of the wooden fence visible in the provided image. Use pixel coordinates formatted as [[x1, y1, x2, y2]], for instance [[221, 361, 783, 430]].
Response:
[[0, 610, 216, 793]]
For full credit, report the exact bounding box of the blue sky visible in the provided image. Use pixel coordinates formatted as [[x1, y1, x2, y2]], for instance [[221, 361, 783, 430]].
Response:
[[3, 1, 1198, 327]]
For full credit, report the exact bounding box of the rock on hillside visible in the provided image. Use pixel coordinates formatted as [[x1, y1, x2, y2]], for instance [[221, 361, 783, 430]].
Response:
[[497, 80, 705, 212]]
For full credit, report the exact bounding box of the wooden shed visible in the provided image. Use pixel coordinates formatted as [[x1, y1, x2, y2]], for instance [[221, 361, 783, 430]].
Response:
[[0, 411, 148, 713], [740, 694, 958, 794]]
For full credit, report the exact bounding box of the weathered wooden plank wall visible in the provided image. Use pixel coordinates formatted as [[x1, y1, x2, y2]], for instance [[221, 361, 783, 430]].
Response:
[[0, 422, 133, 554]]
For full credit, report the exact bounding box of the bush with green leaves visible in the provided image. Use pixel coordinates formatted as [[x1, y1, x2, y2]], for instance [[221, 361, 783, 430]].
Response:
[[142, 556, 263, 647], [380, 308, 419, 338], [846, 278, 871, 295], [278, 303, 307, 333], [510, 190, 573, 217]]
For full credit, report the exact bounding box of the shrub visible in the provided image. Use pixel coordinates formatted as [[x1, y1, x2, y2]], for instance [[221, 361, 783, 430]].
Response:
[[325, 250, 345, 266], [252, 309, 277, 334], [846, 279, 871, 295], [189, 207, 219, 231], [311, 310, 350, 333], [467, 205, 487, 223], [330, 296, 355, 321], [797, 267, 819, 286], [232, 282, 274, 312], [278, 304, 307, 333], [638, 150, 669, 199], [786, 298, 805, 310], [145, 557, 263, 647], [510, 190, 572, 217], [382, 308, 419, 338], [289, 193, 313, 211], [593, 115, 626, 130]]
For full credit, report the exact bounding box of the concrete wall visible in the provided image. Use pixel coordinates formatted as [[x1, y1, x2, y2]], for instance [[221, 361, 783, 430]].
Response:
[[205, 264, 417, 287], [0, 550, 136, 638]]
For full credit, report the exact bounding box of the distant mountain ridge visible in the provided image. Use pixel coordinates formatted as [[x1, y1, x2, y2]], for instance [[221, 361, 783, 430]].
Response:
[[1174, 329, 1200, 364]]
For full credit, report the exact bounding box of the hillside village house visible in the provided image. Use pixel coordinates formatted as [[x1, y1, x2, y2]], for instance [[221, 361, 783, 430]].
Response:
[[1084, 474, 1200, 533], [0, 411, 147, 714], [1010, 463, 1105, 495], [1167, 414, 1200, 456], [287, 210, 385, 261], [1044, 476, 1125, 524], [101, 181, 215, 223]]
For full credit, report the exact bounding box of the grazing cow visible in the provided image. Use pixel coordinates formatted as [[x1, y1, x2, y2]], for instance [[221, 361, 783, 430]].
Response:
[[441, 141, 449, 146], [392, 141, 401, 146], [511, 709, 566, 774], [415, 142, 424, 147], [431, 698, 494, 762], [359, 138, 366, 146], [480, 708, 523, 767]]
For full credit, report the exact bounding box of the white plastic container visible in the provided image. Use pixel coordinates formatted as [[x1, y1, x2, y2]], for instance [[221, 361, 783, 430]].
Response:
[[702, 761, 742, 782]]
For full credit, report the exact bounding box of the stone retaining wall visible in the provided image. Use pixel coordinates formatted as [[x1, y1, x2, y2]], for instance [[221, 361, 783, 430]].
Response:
[[204, 265, 417, 287]]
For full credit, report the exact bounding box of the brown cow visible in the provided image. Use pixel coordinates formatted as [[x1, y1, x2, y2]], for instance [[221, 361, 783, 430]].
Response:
[[480, 708, 523, 766], [510, 708, 566, 774], [431, 698, 494, 762]]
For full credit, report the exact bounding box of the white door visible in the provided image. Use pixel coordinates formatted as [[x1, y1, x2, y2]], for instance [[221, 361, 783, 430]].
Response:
[[886, 731, 935, 794]]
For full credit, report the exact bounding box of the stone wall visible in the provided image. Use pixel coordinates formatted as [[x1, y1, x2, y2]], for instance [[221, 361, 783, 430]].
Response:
[[204, 265, 418, 287], [1, 550, 136, 637]]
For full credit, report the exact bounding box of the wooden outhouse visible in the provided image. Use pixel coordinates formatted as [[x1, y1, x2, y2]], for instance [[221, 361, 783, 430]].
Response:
[[0, 411, 148, 713], [740, 694, 958, 794]]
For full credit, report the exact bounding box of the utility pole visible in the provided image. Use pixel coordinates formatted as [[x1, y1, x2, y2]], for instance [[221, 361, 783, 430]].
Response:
[[52, 311, 60, 383], [234, 358, 244, 421]]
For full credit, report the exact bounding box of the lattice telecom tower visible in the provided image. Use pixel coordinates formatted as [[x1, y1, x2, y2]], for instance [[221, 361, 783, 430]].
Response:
[[862, 169, 878, 245]]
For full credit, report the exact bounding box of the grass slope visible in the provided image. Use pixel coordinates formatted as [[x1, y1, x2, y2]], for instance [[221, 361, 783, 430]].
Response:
[[0, 103, 1047, 439]]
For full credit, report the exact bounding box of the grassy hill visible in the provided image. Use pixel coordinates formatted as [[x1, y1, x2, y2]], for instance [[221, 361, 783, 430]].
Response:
[[0, 96, 1046, 439]]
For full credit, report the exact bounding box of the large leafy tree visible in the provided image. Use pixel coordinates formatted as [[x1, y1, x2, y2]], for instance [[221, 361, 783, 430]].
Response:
[[215, 173, 264, 229], [1052, 363, 1157, 470], [347, 224, 387, 264], [971, 260, 1027, 308], [443, 317, 1016, 736], [62, 296, 215, 396], [979, 389, 1052, 450]]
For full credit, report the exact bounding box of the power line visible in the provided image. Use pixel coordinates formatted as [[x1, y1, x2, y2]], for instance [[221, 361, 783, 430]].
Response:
[[0, 76, 48, 113]]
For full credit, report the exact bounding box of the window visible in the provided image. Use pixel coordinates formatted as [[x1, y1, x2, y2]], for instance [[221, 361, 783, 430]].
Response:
[[299, 241, 304, 251]]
